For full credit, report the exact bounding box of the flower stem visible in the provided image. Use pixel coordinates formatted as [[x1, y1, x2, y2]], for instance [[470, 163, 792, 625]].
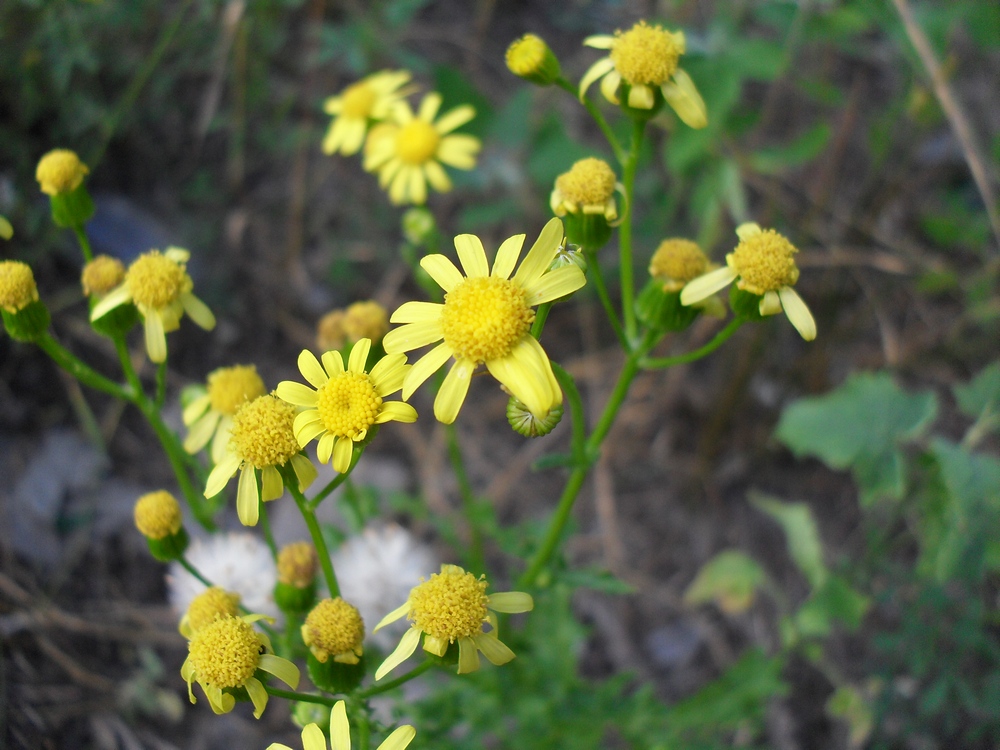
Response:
[[640, 318, 743, 369], [36, 334, 131, 399], [355, 659, 435, 698], [583, 248, 628, 349], [264, 686, 338, 706], [530, 302, 552, 339], [178, 556, 213, 587], [552, 363, 586, 461], [445, 423, 486, 575], [618, 118, 645, 345], [308, 443, 363, 511], [72, 224, 94, 263], [258, 499, 279, 559], [285, 466, 340, 598]]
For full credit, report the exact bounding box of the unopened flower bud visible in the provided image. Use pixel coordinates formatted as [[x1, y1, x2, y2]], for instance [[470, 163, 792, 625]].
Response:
[[506, 34, 561, 86], [134, 490, 188, 561], [0, 261, 49, 342], [507, 395, 563, 437]]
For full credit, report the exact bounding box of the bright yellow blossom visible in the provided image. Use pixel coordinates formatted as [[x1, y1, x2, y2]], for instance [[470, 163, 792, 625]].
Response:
[[35, 149, 89, 195], [267, 700, 415, 750], [0, 261, 39, 314], [183, 364, 267, 464], [322, 71, 413, 156]]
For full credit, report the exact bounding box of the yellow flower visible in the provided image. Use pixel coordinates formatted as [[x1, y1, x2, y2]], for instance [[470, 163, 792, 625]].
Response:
[[383, 218, 585, 424], [181, 613, 299, 719], [322, 70, 413, 156], [133, 490, 183, 540], [278, 541, 318, 588], [276, 339, 417, 473], [316, 301, 390, 351], [505, 33, 561, 85], [579, 20, 707, 127], [90, 247, 216, 363], [204, 394, 318, 527], [36, 149, 89, 195], [649, 238, 714, 292], [680, 223, 816, 340], [363, 93, 480, 205], [550, 157, 620, 221], [81, 255, 125, 297], [374, 564, 533, 678], [301, 597, 365, 664], [179, 586, 241, 638], [0, 261, 40, 313], [267, 700, 415, 750], [183, 365, 268, 464]]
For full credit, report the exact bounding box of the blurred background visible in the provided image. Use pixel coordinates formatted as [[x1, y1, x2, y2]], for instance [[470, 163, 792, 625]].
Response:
[[1, 1, 999, 748]]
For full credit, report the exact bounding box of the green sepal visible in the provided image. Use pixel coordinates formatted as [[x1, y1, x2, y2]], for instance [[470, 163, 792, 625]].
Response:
[[88, 296, 139, 338], [562, 212, 612, 252], [306, 652, 366, 694], [2, 300, 50, 342], [50, 184, 95, 228], [292, 698, 331, 731], [507, 396, 563, 438], [275, 581, 316, 615], [730, 287, 765, 322], [636, 280, 699, 332], [145, 527, 190, 562]]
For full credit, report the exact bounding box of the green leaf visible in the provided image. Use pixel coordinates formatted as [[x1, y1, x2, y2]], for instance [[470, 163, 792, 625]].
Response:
[[725, 38, 787, 81], [826, 685, 874, 748], [560, 567, 635, 595], [684, 550, 769, 614], [953, 361, 1000, 421], [794, 576, 870, 639], [751, 494, 828, 590], [748, 123, 832, 174]]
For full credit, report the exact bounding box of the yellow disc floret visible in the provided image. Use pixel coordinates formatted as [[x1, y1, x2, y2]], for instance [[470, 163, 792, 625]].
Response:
[[316, 372, 382, 438], [208, 365, 267, 416], [302, 598, 365, 663], [439, 277, 534, 364], [728, 228, 800, 296], [126, 251, 188, 309], [133, 490, 183, 539], [229, 394, 301, 469], [340, 81, 379, 119], [36, 149, 89, 196], [610, 21, 682, 86], [408, 567, 489, 642], [506, 34, 547, 76], [278, 541, 318, 588], [186, 587, 241, 633], [0, 261, 40, 313], [187, 615, 262, 689], [649, 239, 711, 291], [81, 255, 125, 297], [555, 158, 616, 208], [396, 120, 440, 165]]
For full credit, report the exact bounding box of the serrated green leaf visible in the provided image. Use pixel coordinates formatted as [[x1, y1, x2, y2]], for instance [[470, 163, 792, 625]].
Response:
[[684, 550, 769, 614], [751, 494, 827, 590], [953, 361, 1000, 421]]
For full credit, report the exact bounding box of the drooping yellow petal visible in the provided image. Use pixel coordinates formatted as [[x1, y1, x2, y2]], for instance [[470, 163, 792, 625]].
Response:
[[205, 453, 241, 497], [245, 676, 269, 719], [662, 68, 708, 129], [237, 465, 260, 525], [421, 635, 449, 657], [401, 342, 453, 399], [627, 83, 655, 109], [290, 453, 317, 491], [579, 56, 616, 100], [90, 283, 132, 321], [373, 600, 411, 633], [181, 292, 216, 330], [183, 410, 221, 454], [317, 432, 335, 464], [456, 637, 480, 674], [330, 700, 351, 750], [144, 310, 168, 363], [487, 591, 534, 613], [333, 435, 354, 474], [260, 465, 283, 501], [680, 266, 738, 306], [599, 70, 622, 104], [182, 393, 211, 426], [473, 633, 516, 666], [434, 358, 475, 424], [423, 160, 452, 192], [375, 626, 422, 680], [778, 286, 817, 341], [210, 416, 233, 464], [258, 653, 301, 689], [454, 233, 490, 278], [759, 290, 782, 316]]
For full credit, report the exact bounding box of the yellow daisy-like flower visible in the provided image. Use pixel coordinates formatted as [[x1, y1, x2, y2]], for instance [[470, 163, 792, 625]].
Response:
[[204, 394, 318, 527], [35, 149, 89, 196], [0, 261, 40, 314], [90, 247, 216, 363], [267, 700, 415, 750], [179, 586, 241, 638], [301, 597, 365, 664], [275, 338, 417, 474], [579, 20, 707, 128], [649, 238, 715, 293], [374, 564, 533, 678], [383, 218, 585, 424], [680, 223, 816, 341], [80, 255, 125, 297], [363, 93, 480, 205], [322, 70, 413, 156], [550, 157, 621, 221], [181, 613, 299, 719], [183, 364, 268, 464]]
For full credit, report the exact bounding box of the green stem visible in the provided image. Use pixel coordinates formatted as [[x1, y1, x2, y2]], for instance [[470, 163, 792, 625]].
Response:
[[36, 334, 131, 399], [258, 499, 279, 559], [555, 77, 625, 163], [178, 557, 212, 587], [308, 443, 363, 511], [552, 363, 586, 461], [618, 118, 645, 344], [72, 225, 94, 263], [445, 423, 485, 575], [285, 466, 340, 598], [155, 361, 167, 409], [530, 302, 552, 339], [355, 660, 435, 699], [640, 319, 743, 369], [264, 686, 337, 706], [583, 248, 628, 349]]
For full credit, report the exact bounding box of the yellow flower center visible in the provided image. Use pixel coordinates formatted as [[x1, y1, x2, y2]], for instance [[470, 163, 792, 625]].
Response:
[[229, 395, 301, 469], [133, 490, 182, 539], [649, 239, 711, 290], [278, 541, 318, 588], [35, 149, 89, 196], [302, 598, 365, 660], [506, 34, 546, 76], [208, 365, 267, 415], [343, 300, 389, 343], [187, 616, 261, 689], [340, 81, 378, 119], [610, 21, 681, 86], [439, 276, 534, 364], [81, 255, 125, 296], [408, 569, 489, 642], [396, 120, 440, 165], [555, 158, 616, 207], [728, 229, 800, 296], [316, 372, 382, 439], [186, 587, 241, 633], [126, 251, 188, 309], [0, 261, 39, 313]]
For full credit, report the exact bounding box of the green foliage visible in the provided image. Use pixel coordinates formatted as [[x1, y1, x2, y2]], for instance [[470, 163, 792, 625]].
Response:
[[751, 494, 828, 589], [684, 549, 770, 614]]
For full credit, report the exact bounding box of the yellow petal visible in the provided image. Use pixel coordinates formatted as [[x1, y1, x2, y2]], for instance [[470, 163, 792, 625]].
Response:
[[759, 290, 782, 316], [290, 453, 317, 491], [182, 292, 216, 330], [181, 393, 211, 426], [662, 69, 707, 129], [298, 349, 329, 388], [374, 400, 418, 424], [456, 637, 480, 674], [333, 436, 354, 474], [435, 104, 475, 134], [578, 56, 615, 100], [348, 337, 372, 374], [454, 233, 490, 278], [735, 222, 762, 241], [423, 160, 452, 192], [377, 725, 416, 750], [144, 310, 167, 363], [261, 465, 283, 501], [183, 410, 221, 454], [205, 453, 241, 497], [294, 410, 325, 445], [258, 653, 301, 689], [418, 92, 442, 122], [301, 724, 328, 750], [778, 286, 817, 341], [627, 83, 655, 109], [407, 168, 427, 205], [436, 135, 480, 169], [317, 432, 335, 464], [390, 301, 443, 323], [680, 266, 738, 306], [524, 265, 586, 306], [418, 254, 465, 293], [434, 358, 475, 424], [277, 381, 319, 407], [370, 355, 409, 396], [583, 34, 615, 49], [375, 627, 422, 680], [401, 343, 453, 400], [599, 70, 621, 104], [245, 676, 268, 719], [373, 600, 411, 633], [512, 217, 564, 289], [473, 633, 516, 666], [487, 591, 534, 613], [492, 233, 525, 280], [322, 349, 345, 376], [90, 284, 132, 321], [383, 321, 444, 353], [237, 466, 260, 525], [330, 701, 351, 750]]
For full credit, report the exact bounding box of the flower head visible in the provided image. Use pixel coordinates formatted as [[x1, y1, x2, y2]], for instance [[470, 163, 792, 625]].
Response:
[[680, 223, 816, 340], [316, 301, 390, 351], [278, 541, 318, 588], [363, 93, 480, 205], [374, 563, 533, 678], [267, 700, 415, 750], [0, 261, 40, 314], [302, 598, 365, 664], [204, 394, 318, 526], [179, 586, 241, 638], [183, 364, 267, 464], [133, 490, 183, 540], [383, 218, 585, 424], [580, 20, 706, 127], [550, 157, 620, 221], [276, 339, 417, 473], [36, 149, 89, 196], [181, 613, 299, 719], [323, 71, 413, 156], [81, 255, 126, 297], [90, 247, 215, 362], [649, 238, 714, 292], [506, 34, 561, 85]]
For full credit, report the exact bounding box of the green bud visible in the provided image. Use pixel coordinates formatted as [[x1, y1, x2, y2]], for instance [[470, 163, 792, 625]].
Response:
[[562, 212, 612, 252], [506, 34, 562, 86], [50, 184, 95, 229], [507, 396, 563, 438], [730, 287, 766, 322], [636, 280, 699, 333], [2, 300, 51, 342], [274, 580, 316, 615], [145, 527, 190, 563]]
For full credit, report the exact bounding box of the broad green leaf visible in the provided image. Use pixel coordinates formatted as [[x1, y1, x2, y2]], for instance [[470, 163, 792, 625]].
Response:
[[931, 438, 1000, 509], [751, 494, 827, 590], [794, 576, 870, 639], [684, 550, 769, 614], [749, 123, 832, 174], [953, 361, 1000, 421]]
